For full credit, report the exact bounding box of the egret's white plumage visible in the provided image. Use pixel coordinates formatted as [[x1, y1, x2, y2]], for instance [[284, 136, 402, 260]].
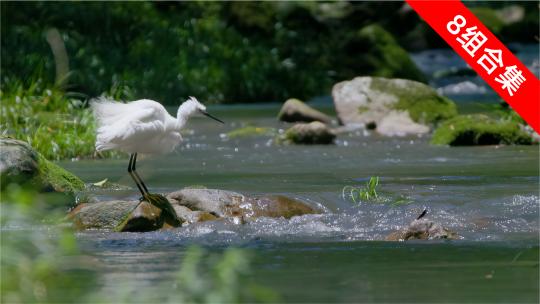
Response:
[[91, 96, 207, 154]]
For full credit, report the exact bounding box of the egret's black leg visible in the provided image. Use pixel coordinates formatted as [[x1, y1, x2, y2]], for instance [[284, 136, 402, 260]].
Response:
[[128, 153, 145, 197], [132, 153, 150, 194]]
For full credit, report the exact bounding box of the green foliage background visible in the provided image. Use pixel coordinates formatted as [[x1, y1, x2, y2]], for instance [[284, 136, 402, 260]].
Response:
[[3, 2, 537, 104]]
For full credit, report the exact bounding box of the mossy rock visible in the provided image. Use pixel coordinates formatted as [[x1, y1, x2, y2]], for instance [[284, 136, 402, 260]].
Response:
[[371, 77, 457, 124], [470, 7, 505, 35], [278, 121, 336, 145], [341, 24, 426, 83], [431, 114, 533, 146], [0, 138, 85, 194], [332, 77, 457, 134], [226, 126, 276, 139]]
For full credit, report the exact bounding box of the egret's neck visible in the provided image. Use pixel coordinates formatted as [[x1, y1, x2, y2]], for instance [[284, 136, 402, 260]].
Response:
[[176, 103, 194, 129]]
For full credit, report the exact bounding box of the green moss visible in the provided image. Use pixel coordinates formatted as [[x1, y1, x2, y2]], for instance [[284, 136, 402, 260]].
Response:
[[356, 24, 427, 83], [358, 105, 370, 114], [36, 154, 85, 193], [226, 126, 275, 138], [370, 77, 458, 124], [280, 122, 335, 145], [431, 114, 532, 146]]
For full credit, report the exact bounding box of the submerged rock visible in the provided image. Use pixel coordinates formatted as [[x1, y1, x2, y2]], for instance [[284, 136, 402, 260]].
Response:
[[0, 138, 85, 194], [385, 212, 460, 241], [277, 121, 336, 145], [332, 77, 457, 136], [278, 98, 331, 124], [167, 188, 319, 221], [225, 126, 275, 139], [86, 179, 132, 191], [431, 114, 533, 146]]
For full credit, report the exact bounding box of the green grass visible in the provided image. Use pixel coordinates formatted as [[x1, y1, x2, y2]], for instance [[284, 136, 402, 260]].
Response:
[[342, 176, 379, 203], [342, 177, 413, 206], [0, 81, 121, 160]]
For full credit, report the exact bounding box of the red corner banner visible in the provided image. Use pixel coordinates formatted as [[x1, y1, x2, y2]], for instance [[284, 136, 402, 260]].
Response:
[[406, 0, 540, 133]]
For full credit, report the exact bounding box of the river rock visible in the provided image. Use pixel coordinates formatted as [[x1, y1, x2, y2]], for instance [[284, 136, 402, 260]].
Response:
[[0, 138, 85, 194], [385, 218, 460, 241], [69, 188, 319, 231], [278, 121, 336, 145], [332, 77, 457, 136], [167, 188, 319, 220], [68, 198, 182, 232], [116, 201, 166, 232], [0, 137, 39, 186], [173, 205, 218, 225], [68, 200, 139, 230], [431, 114, 533, 146], [376, 111, 430, 137], [278, 98, 331, 124]]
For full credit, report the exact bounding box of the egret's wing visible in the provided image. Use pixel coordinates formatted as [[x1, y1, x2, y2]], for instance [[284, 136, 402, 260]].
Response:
[[97, 107, 165, 143]]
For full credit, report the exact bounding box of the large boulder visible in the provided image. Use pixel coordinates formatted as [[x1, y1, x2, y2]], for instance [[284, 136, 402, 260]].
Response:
[[339, 24, 427, 83], [277, 121, 336, 144], [332, 77, 457, 136], [431, 114, 533, 146], [0, 138, 85, 194], [278, 98, 331, 123], [167, 188, 319, 220]]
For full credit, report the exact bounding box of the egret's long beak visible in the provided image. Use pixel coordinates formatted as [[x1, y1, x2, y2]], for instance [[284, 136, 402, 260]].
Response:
[[201, 110, 225, 124]]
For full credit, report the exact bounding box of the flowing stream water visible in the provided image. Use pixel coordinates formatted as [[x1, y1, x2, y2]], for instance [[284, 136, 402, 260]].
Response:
[[16, 46, 540, 302], [62, 106, 539, 302]]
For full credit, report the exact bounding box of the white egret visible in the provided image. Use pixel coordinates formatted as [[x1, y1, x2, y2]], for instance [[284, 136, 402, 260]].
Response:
[[91, 96, 224, 203]]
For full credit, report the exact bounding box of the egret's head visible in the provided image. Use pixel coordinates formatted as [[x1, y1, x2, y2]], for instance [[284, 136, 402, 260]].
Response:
[[181, 96, 206, 114], [179, 96, 224, 124]]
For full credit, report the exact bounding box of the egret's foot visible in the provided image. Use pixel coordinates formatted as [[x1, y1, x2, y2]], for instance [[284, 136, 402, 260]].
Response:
[[140, 193, 181, 226]]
